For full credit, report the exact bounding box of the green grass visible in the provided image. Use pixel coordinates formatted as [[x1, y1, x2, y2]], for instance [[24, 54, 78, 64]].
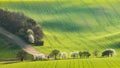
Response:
[[0, 0, 120, 68], [1, 58, 120, 68], [0, 34, 20, 61]]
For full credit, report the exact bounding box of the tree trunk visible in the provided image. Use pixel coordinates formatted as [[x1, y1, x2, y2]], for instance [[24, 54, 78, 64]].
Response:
[[21, 58, 24, 61], [55, 55, 57, 60]]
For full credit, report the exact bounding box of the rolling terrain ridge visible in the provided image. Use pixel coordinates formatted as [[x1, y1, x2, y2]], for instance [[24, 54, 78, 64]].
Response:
[[0, 0, 120, 68]]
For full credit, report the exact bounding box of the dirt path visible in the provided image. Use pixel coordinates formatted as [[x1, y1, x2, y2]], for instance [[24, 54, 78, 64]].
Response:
[[0, 27, 45, 56]]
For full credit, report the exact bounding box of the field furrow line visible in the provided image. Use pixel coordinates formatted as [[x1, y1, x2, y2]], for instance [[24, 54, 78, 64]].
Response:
[[103, 59, 112, 68], [95, 0, 118, 30], [80, 0, 110, 34]]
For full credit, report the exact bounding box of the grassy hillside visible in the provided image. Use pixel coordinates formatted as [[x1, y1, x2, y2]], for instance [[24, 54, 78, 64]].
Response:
[[0, 0, 120, 68], [0, 0, 119, 54], [0, 34, 20, 60], [0, 0, 120, 56]]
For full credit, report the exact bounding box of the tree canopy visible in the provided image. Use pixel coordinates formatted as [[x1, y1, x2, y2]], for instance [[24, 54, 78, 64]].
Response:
[[0, 9, 44, 43]]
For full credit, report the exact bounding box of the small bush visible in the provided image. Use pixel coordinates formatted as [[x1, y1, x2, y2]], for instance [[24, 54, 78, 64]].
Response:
[[93, 50, 99, 57]]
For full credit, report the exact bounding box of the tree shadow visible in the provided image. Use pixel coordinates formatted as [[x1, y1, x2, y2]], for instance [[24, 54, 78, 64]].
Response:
[[0, 1, 107, 16], [41, 20, 86, 32], [108, 42, 120, 49], [0, 34, 20, 50]]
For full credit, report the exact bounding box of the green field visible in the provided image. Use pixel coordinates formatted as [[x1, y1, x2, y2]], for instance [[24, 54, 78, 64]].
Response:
[[0, 34, 20, 61], [0, 0, 120, 68], [1, 58, 120, 68]]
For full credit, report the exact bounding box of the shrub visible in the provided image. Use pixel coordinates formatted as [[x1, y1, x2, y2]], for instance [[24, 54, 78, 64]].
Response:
[[79, 51, 91, 58], [93, 50, 99, 57], [102, 49, 116, 57], [59, 52, 67, 59], [70, 51, 79, 58]]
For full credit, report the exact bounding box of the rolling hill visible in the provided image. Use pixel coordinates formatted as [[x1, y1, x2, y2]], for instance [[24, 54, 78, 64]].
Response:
[[0, 34, 20, 60], [0, 0, 120, 68]]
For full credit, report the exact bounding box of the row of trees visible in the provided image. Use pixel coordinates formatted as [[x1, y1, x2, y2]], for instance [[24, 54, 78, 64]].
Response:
[[0, 9, 44, 43], [16, 49, 116, 61], [48, 49, 99, 60], [48, 49, 116, 60]]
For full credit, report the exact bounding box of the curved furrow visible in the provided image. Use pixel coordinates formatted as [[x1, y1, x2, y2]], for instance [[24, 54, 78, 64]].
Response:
[[67, 60, 70, 68], [80, 0, 111, 34], [46, 2, 75, 52], [86, 59, 91, 68], [107, 58, 119, 68], [64, 13, 98, 50], [65, 33, 89, 51], [57, 4, 96, 50], [106, 0, 120, 19], [111, 58, 120, 66], [58, 21, 83, 51], [89, 59, 95, 68], [49, 30, 72, 52], [106, 0, 120, 29], [95, 0, 119, 30], [103, 59, 112, 68], [79, 35, 106, 50], [78, 0, 119, 50], [53, 33, 72, 51], [82, 59, 85, 68], [77, 0, 118, 50]]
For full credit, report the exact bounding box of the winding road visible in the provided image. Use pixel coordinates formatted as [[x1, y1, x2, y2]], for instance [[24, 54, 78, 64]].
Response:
[[0, 27, 45, 56]]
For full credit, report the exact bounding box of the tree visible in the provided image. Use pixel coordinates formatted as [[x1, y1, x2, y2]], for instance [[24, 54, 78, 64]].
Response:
[[79, 51, 91, 58], [49, 49, 60, 60], [93, 50, 99, 57], [102, 49, 116, 57], [17, 50, 27, 61], [79, 51, 83, 58], [0, 9, 44, 43]]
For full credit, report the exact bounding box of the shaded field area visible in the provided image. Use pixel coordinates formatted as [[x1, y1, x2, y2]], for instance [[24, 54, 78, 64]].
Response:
[[0, 34, 20, 61]]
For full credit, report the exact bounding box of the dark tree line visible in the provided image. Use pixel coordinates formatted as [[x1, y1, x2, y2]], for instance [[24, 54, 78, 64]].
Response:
[[0, 9, 44, 43]]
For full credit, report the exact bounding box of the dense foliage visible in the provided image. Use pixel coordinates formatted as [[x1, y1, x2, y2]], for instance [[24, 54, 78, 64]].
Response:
[[49, 49, 60, 60], [0, 9, 44, 43]]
